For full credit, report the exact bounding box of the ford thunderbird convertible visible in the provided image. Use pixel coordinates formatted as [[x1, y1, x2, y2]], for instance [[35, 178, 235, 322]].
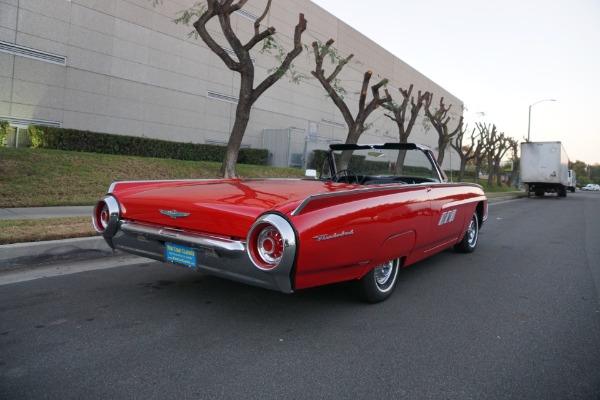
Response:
[[93, 143, 487, 302]]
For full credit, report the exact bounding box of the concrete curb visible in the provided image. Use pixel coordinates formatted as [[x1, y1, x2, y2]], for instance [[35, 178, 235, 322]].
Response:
[[488, 194, 528, 202], [0, 236, 117, 271]]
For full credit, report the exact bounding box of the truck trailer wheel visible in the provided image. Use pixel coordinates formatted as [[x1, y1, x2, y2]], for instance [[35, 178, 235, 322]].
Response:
[[559, 187, 567, 197]]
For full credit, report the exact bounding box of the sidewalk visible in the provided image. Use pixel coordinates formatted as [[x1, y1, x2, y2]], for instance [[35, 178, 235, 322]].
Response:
[[0, 206, 92, 220], [0, 205, 112, 270]]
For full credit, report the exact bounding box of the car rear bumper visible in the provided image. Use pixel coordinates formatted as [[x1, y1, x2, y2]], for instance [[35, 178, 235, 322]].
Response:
[[102, 220, 294, 293]]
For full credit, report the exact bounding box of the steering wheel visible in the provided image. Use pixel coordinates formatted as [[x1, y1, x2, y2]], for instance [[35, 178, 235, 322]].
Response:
[[332, 169, 359, 184]]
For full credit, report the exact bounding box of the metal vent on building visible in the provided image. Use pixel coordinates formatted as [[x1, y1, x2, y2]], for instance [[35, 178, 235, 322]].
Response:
[[0, 41, 66, 66], [320, 119, 346, 129], [207, 91, 239, 104], [235, 9, 258, 21], [0, 116, 62, 128], [205, 139, 250, 148], [221, 47, 255, 64]]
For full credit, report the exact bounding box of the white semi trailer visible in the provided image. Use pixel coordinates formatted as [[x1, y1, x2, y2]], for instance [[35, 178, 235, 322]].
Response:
[[520, 141, 570, 198]]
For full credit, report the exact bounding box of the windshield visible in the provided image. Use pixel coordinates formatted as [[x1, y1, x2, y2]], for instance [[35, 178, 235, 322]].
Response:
[[324, 143, 445, 185]]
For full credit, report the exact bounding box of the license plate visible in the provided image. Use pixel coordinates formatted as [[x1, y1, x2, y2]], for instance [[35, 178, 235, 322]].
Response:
[[165, 242, 196, 268]]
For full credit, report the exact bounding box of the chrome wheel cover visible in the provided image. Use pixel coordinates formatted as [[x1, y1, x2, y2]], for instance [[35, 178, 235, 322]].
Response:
[[374, 259, 398, 292], [467, 217, 478, 247]]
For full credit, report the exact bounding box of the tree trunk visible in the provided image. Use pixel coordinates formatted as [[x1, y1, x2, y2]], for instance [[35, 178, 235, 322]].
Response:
[[395, 150, 407, 175], [219, 107, 251, 178], [495, 158, 503, 187], [338, 124, 363, 170], [220, 71, 253, 178], [458, 163, 466, 182], [437, 136, 447, 167], [474, 159, 483, 184], [487, 153, 494, 186]]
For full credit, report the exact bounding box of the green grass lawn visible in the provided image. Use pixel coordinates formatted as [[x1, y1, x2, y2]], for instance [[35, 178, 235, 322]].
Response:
[[0, 147, 305, 208]]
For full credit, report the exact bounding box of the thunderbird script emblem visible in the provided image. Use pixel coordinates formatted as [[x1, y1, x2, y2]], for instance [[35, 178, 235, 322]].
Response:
[[159, 209, 191, 219]]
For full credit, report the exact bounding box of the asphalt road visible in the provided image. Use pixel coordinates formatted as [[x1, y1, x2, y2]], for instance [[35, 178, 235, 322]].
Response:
[[1, 192, 599, 400]]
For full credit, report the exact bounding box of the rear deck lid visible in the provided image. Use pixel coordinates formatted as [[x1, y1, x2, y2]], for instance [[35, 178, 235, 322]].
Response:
[[113, 179, 352, 238]]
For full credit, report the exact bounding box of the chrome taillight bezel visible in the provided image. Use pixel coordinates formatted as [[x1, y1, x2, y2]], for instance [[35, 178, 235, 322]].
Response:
[[92, 195, 120, 236], [247, 214, 296, 271]]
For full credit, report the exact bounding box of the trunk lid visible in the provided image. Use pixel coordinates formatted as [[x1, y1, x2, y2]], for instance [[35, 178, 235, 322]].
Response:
[[113, 179, 350, 238]]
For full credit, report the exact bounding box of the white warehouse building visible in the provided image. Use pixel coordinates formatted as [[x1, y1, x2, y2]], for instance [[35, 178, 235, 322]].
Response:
[[0, 0, 463, 170]]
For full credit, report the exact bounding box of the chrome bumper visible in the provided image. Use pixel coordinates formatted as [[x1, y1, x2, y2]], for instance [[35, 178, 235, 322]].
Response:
[[102, 220, 294, 293]]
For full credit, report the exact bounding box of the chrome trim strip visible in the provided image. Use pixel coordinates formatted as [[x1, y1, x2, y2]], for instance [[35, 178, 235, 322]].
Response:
[[119, 221, 246, 252], [292, 186, 409, 216], [107, 179, 217, 193]]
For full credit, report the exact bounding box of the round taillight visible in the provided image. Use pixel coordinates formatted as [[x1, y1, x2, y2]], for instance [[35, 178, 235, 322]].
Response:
[[247, 214, 296, 271], [257, 225, 284, 265], [99, 203, 110, 230], [93, 196, 120, 236], [93, 201, 109, 232]]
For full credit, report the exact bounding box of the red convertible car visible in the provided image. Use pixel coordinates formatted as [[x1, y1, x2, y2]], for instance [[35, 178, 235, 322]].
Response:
[[93, 143, 487, 302]]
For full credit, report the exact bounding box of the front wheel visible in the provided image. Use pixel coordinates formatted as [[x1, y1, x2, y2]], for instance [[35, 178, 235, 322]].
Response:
[[454, 211, 479, 253], [355, 258, 400, 303]]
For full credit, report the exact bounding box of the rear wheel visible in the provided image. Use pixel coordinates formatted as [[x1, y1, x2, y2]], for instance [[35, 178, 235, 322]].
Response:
[[356, 258, 400, 303], [455, 211, 479, 253], [558, 187, 567, 197]]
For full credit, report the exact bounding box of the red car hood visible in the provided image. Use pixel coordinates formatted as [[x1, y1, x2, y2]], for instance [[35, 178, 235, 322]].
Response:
[[112, 179, 351, 238]]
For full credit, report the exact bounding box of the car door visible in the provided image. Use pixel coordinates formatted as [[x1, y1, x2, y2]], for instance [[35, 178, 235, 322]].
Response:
[[423, 183, 471, 255]]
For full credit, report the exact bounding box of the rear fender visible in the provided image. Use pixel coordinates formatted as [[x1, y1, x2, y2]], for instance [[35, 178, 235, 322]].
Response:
[[360, 230, 416, 277]]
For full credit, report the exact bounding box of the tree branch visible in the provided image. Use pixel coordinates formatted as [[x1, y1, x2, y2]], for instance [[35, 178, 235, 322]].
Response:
[[254, 0, 271, 35], [253, 13, 307, 102]]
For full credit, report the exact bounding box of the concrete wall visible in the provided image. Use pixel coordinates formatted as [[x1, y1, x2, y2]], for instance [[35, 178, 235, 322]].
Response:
[[0, 0, 462, 168]]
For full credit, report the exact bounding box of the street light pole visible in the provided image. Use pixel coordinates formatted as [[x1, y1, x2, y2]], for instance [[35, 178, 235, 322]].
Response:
[[527, 98, 556, 142]]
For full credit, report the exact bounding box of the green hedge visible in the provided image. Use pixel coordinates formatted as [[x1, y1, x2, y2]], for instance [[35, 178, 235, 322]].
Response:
[[28, 126, 268, 165], [0, 121, 8, 146], [310, 149, 328, 170]]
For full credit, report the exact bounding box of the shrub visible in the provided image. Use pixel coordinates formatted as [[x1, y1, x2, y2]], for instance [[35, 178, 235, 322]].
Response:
[[28, 126, 268, 165], [0, 121, 9, 146]]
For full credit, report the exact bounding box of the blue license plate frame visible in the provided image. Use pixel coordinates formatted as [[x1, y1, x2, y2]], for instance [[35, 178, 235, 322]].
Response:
[[165, 242, 197, 268]]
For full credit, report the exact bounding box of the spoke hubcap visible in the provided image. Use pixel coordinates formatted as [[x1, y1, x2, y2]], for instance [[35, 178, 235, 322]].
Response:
[[375, 260, 394, 286], [467, 219, 477, 246]]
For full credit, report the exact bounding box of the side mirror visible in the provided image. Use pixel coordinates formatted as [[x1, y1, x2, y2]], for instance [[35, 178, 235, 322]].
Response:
[[305, 169, 317, 179]]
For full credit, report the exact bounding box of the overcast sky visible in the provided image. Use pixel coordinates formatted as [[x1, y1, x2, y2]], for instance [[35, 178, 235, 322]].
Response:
[[310, 0, 600, 165]]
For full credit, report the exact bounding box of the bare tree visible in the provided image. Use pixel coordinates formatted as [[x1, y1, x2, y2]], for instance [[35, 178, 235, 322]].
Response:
[[423, 94, 463, 166], [473, 123, 494, 184], [173, 0, 307, 178], [486, 128, 499, 186], [383, 84, 428, 143], [311, 39, 391, 168], [450, 124, 477, 182], [382, 84, 429, 173], [505, 138, 520, 187], [491, 133, 511, 187]]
